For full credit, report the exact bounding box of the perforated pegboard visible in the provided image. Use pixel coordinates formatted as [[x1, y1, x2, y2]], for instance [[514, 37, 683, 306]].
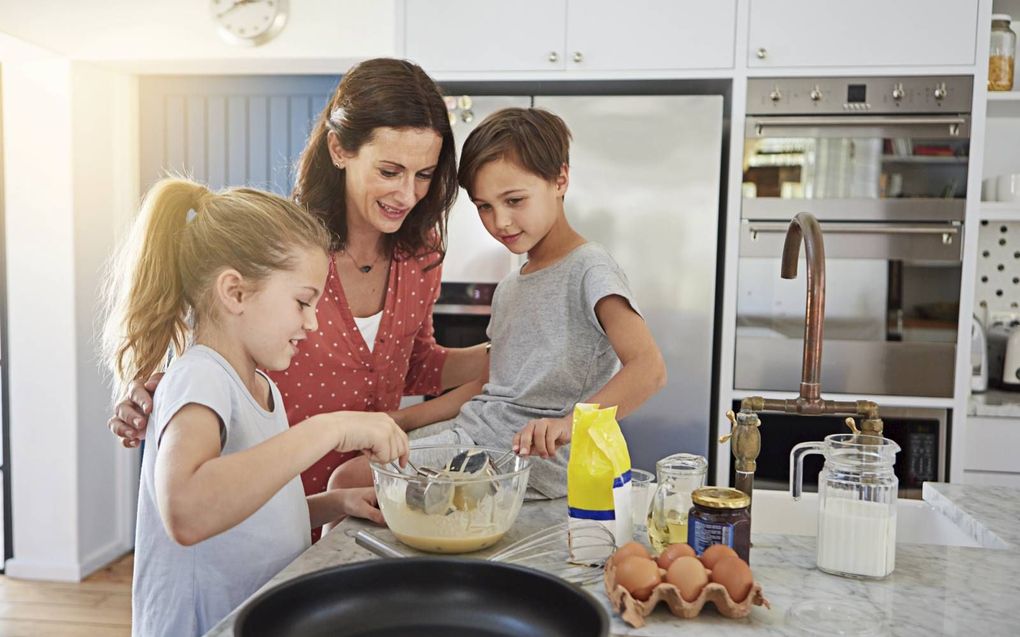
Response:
[[976, 220, 1020, 317]]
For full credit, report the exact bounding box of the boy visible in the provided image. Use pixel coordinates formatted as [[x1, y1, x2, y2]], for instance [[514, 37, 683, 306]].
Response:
[[332, 108, 665, 499]]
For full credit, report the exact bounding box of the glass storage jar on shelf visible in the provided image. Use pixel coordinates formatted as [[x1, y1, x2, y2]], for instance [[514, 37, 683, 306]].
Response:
[[989, 14, 1016, 91], [791, 433, 901, 579], [646, 453, 707, 553]]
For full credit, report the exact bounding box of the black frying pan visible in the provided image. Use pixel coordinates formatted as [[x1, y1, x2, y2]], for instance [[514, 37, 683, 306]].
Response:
[[235, 557, 610, 637]]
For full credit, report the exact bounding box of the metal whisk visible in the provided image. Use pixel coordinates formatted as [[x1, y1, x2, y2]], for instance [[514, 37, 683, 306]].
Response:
[[488, 521, 617, 586]]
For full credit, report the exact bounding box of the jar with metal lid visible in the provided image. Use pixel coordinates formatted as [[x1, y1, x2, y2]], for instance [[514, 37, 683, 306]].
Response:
[[989, 14, 1016, 91], [687, 487, 751, 563]]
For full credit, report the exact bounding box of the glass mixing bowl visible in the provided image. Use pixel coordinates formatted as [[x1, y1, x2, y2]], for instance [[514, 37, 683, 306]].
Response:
[[370, 444, 531, 554]]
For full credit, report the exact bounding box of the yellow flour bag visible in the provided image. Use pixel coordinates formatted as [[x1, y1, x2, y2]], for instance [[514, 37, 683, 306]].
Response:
[[567, 403, 633, 561]]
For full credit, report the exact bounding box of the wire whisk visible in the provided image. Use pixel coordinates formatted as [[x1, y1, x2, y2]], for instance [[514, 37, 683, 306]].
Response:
[[488, 521, 617, 586]]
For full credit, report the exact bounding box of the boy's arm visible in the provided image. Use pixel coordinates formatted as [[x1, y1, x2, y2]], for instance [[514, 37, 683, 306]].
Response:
[[514, 295, 666, 458], [155, 405, 405, 545]]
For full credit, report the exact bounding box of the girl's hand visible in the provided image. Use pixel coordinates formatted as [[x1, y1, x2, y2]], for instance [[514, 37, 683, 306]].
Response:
[[337, 487, 385, 525], [329, 412, 409, 467], [513, 415, 573, 459], [108, 372, 163, 447]]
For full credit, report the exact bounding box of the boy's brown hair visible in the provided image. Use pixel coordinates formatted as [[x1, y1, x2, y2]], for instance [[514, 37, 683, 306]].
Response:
[[457, 108, 572, 196]]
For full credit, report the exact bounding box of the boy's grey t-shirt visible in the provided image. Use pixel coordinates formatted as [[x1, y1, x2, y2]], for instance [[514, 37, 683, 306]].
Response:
[[453, 242, 639, 498], [132, 345, 310, 637]]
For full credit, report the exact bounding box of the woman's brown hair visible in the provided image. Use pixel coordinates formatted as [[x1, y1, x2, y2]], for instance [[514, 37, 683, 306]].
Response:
[[293, 58, 457, 266], [102, 178, 331, 388]]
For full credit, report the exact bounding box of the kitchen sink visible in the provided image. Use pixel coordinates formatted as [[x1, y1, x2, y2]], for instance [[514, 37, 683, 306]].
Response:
[[749, 490, 985, 548]]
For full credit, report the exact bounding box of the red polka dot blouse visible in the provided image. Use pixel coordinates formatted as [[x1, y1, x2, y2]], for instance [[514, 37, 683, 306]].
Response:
[[267, 251, 449, 540]]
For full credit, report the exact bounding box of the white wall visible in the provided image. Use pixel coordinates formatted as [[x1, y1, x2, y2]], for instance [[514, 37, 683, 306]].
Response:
[[0, 0, 397, 73], [1, 33, 139, 581]]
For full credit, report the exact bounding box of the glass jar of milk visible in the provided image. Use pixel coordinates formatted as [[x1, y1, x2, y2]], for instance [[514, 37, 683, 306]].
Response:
[[791, 433, 901, 579]]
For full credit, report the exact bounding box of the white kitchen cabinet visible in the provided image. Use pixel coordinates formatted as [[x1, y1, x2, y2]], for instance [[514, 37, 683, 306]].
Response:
[[402, 0, 736, 73], [403, 0, 568, 72], [565, 1, 736, 71], [964, 416, 1020, 473], [747, 0, 978, 68]]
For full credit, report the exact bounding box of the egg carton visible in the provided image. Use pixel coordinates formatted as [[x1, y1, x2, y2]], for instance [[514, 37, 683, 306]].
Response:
[[603, 560, 770, 627]]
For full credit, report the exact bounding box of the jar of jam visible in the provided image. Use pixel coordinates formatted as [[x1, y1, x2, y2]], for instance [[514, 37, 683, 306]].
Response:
[[687, 487, 751, 563]]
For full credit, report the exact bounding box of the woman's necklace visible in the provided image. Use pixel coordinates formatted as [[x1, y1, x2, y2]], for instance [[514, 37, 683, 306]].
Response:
[[340, 248, 383, 274]]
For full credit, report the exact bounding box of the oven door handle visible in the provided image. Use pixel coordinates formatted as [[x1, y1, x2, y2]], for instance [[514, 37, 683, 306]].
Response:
[[751, 115, 968, 137], [746, 222, 960, 245]]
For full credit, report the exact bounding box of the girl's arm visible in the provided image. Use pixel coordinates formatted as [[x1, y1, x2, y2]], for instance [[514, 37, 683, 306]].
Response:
[[155, 406, 406, 545], [514, 295, 666, 457], [306, 486, 384, 528]]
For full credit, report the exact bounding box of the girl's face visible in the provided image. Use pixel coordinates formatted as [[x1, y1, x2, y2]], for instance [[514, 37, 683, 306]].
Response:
[[238, 246, 330, 372], [469, 158, 568, 256], [330, 127, 442, 237]]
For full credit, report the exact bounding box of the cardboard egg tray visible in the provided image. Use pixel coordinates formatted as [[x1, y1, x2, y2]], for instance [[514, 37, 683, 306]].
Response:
[[603, 560, 770, 627]]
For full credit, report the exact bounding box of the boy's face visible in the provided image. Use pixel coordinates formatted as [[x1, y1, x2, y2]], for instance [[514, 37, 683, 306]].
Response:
[[469, 158, 568, 256]]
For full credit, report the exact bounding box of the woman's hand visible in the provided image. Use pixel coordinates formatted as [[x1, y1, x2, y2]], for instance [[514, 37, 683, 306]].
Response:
[[108, 372, 163, 447], [513, 415, 573, 459]]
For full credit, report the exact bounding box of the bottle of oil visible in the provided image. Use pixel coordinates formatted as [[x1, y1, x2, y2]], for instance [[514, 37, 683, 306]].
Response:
[[646, 453, 707, 553]]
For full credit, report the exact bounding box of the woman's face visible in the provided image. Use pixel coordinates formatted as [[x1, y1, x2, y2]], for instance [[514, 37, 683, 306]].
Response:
[[329, 127, 442, 237]]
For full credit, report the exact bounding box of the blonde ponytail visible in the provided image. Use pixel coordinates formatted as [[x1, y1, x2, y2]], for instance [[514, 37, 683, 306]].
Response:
[[102, 178, 330, 390]]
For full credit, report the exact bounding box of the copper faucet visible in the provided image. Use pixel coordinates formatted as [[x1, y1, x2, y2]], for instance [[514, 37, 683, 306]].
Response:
[[723, 212, 884, 501]]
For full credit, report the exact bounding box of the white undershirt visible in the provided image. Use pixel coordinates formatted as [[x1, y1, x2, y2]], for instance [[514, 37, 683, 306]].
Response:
[[353, 310, 383, 353]]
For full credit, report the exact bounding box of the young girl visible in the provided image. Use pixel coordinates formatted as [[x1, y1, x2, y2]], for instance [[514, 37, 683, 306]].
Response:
[[103, 178, 408, 637]]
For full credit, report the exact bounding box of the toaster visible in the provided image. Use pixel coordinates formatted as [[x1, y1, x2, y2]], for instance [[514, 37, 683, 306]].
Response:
[[988, 318, 1020, 389]]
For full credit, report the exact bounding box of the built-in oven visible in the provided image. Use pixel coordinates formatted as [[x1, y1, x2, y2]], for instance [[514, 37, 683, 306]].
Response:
[[736, 76, 973, 398], [432, 282, 495, 349], [738, 402, 947, 500]]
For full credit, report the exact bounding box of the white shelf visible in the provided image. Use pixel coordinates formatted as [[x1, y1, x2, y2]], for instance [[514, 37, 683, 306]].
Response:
[[979, 203, 1020, 221], [988, 91, 1020, 101]]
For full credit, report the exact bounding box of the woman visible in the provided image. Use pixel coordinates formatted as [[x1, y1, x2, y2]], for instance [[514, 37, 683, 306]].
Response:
[[108, 58, 486, 539]]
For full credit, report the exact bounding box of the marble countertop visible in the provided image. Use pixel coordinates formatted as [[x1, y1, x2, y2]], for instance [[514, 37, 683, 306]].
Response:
[[968, 388, 1020, 418], [207, 483, 1020, 636]]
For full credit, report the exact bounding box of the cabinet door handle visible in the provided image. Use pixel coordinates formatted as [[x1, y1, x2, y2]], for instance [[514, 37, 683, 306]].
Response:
[[548, 51, 559, 63], [756, 47, 768, 59], [573, 51, 584, 63]]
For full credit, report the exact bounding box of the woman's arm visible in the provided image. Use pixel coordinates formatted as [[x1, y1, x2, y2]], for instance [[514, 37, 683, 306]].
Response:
[[391, 373, 487, 432], [438, 343, 488, 389], [514, 295, 666, 457], [155, 406, 406, 545]]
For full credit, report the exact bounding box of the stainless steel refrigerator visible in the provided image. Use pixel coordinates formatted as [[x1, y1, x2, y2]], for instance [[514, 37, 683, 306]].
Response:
[[443, 94, 724, 471]]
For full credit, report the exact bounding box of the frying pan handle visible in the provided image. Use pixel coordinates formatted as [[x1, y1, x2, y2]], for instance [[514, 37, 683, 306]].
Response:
[[355, 530, 409, 558]]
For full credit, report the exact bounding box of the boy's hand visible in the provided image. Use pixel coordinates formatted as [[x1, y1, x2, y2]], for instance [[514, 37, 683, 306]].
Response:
[[336, 487, 385, 525], [514, 415, 572, 459], [329, 413, 409, 467]]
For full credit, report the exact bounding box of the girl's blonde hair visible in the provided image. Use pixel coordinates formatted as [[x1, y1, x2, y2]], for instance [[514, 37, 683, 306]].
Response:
[[102, 178, 331, 388]]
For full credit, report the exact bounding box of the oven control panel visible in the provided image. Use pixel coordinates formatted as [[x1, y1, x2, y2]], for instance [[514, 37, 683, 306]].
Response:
[[747, 76, 973, 115]]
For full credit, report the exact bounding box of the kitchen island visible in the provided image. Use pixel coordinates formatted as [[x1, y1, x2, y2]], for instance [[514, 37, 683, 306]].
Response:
[[207, 483, 1020, 636]]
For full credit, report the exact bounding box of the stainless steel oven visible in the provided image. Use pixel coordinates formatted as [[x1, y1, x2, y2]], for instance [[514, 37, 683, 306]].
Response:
[[736, 76, 973, 398]]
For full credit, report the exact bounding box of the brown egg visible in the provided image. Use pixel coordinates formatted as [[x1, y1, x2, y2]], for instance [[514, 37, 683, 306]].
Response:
[[699, 543, 739, 570], [665, 556, 709, 602], [614, 556, 662, 601], [611, 541, 651, 566], [656, 543, 696, 570], [710, 556, 754, 603]]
